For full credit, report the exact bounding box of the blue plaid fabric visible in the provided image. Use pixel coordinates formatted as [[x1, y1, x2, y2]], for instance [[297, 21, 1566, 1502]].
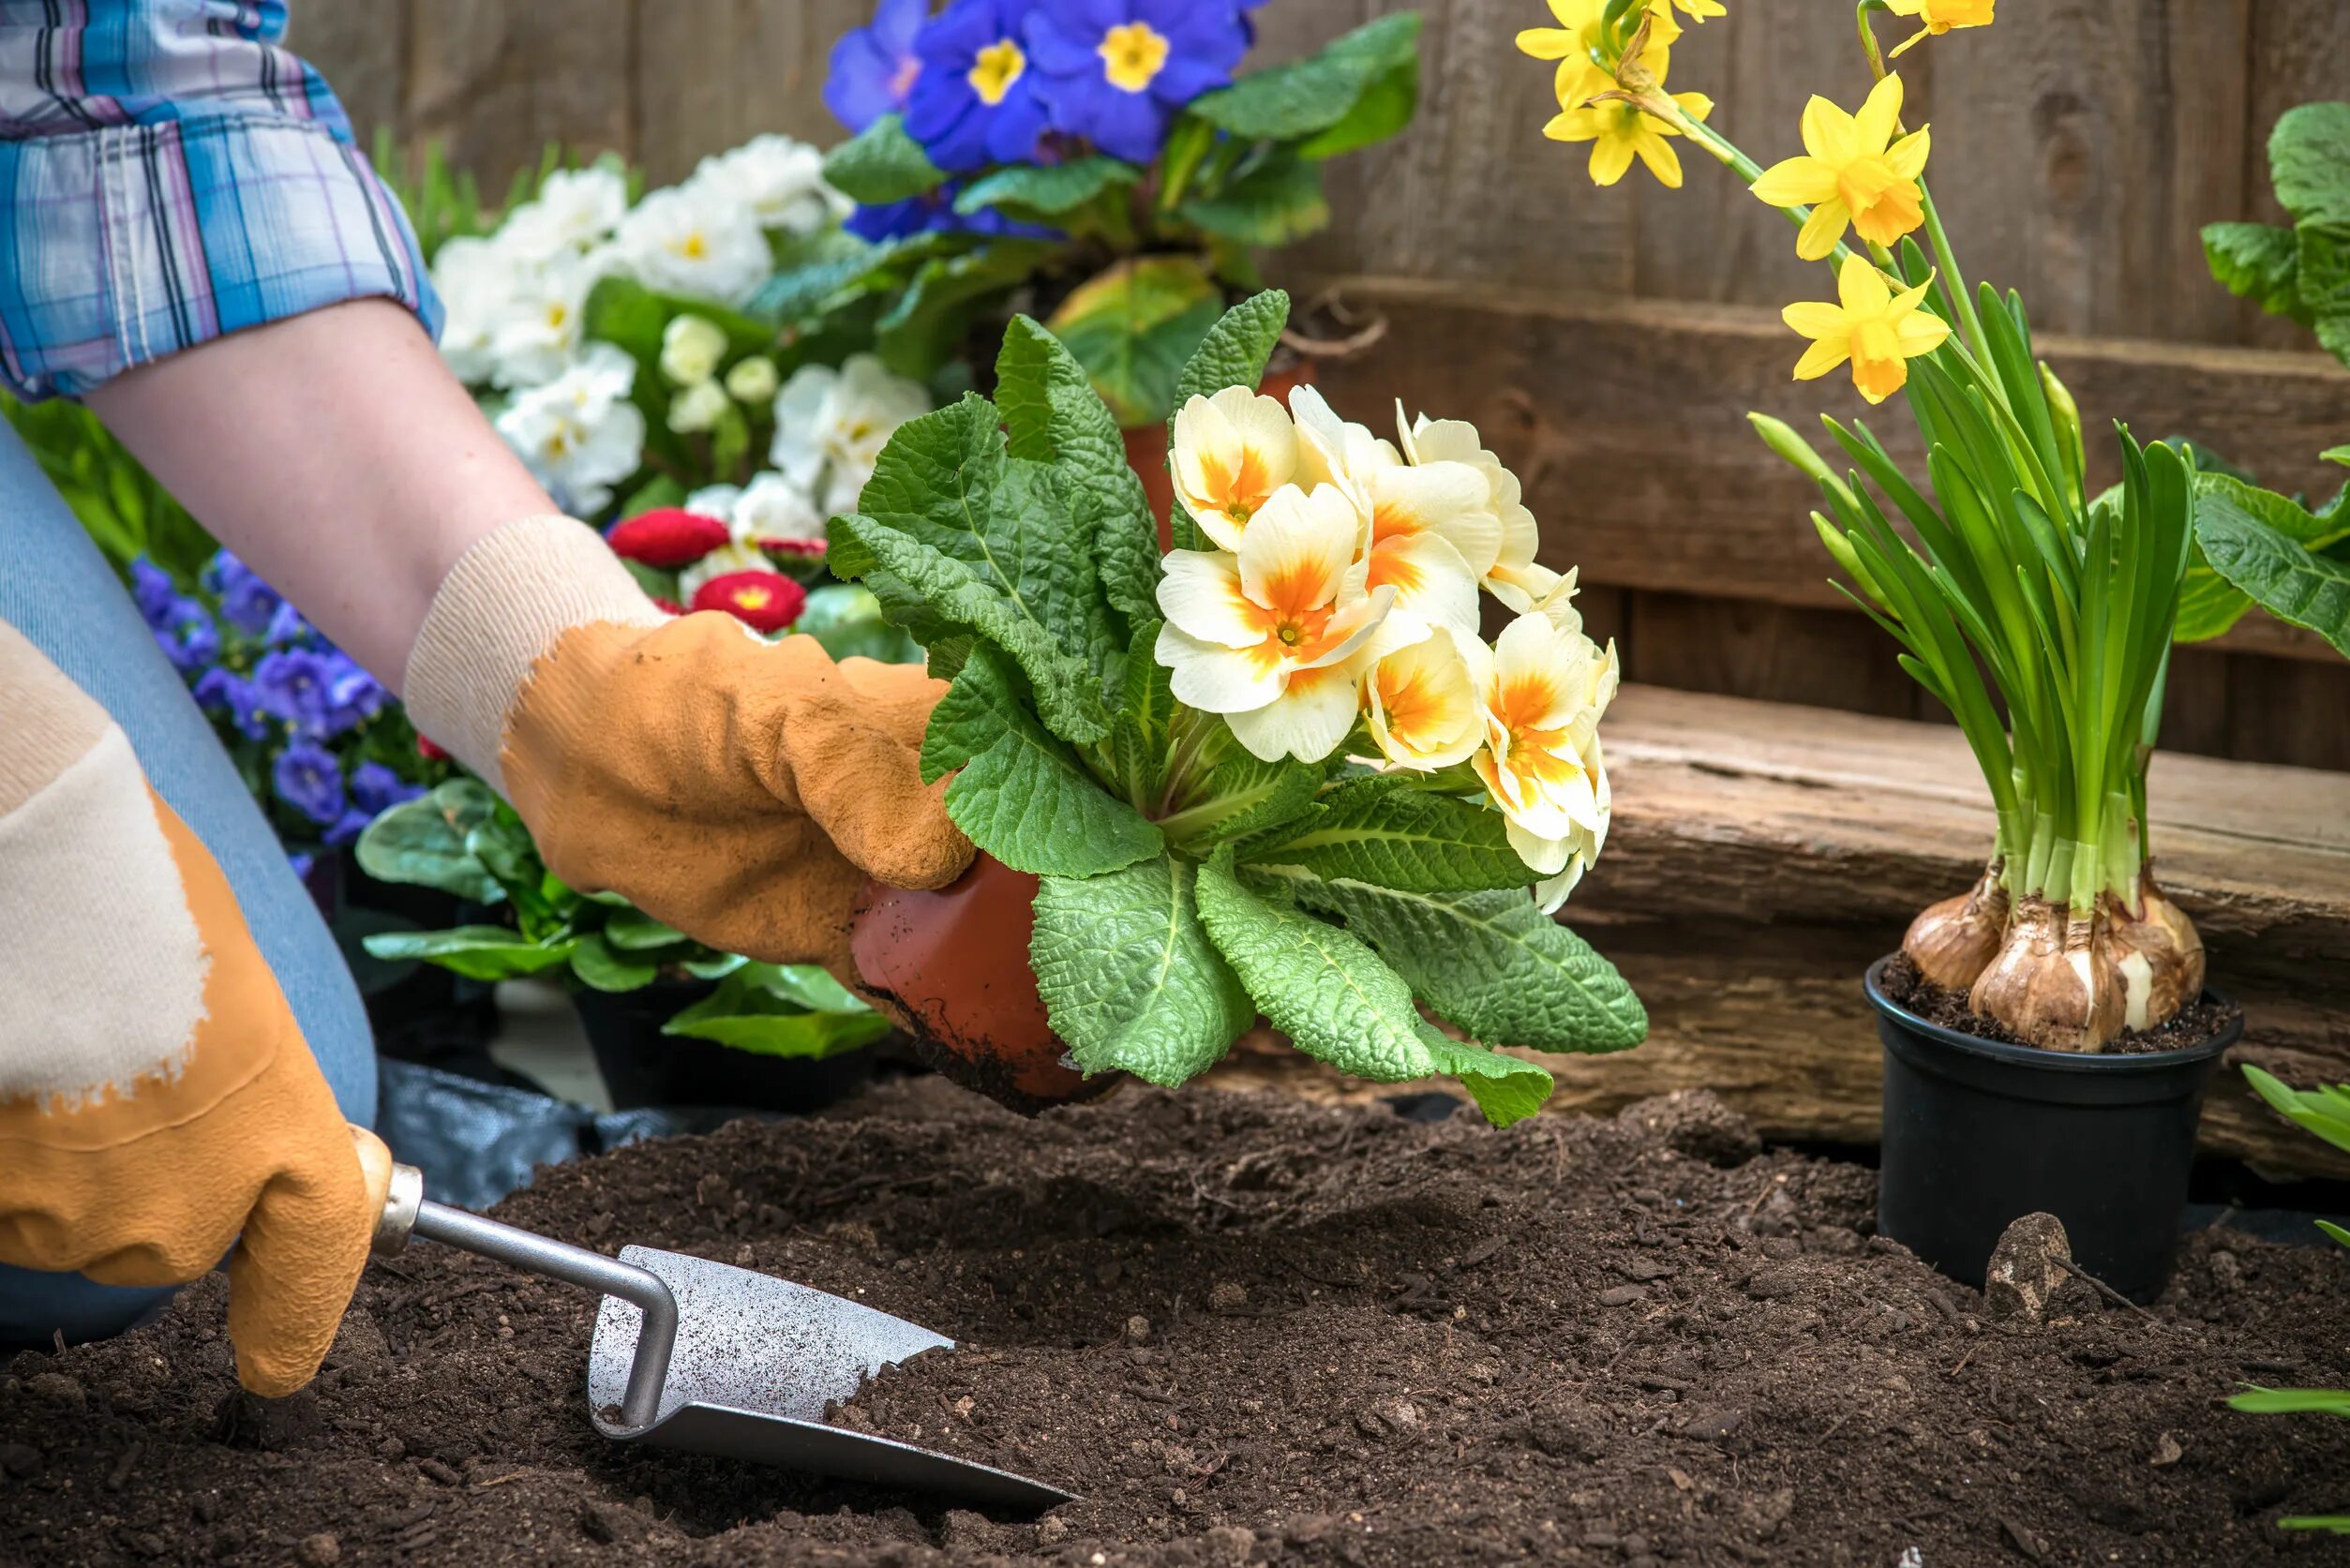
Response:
[[0, 1, 440, 400]]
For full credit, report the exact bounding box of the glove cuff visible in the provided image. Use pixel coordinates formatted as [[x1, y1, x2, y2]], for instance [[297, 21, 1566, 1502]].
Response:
[[401, 515, 666, 796]]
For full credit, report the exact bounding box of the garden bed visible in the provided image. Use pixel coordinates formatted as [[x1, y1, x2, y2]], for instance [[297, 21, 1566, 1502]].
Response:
[[4, 1079, 2346, 1565]]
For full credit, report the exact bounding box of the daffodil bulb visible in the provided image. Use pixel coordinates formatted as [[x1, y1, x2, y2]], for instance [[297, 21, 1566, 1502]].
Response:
[[1364, 624, 1489, 772], [666, 377, 732, 435], [1154, 483, 1398, 764], [724, 354, 781, 404], [1397, 408, 1554, 610], [1171, 387, 1298, 551], [660, 314, 730, 386], [1472, 611, 1619, 889]]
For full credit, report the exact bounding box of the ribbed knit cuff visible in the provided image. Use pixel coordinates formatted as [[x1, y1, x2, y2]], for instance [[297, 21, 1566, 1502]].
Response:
[[400, 515, 666, 796], [0, 620, 111, 815]]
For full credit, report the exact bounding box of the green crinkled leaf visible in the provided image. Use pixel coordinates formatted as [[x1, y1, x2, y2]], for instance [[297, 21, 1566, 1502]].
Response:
[[927, 647, 1162, 875], [360, 926, 577, 981], [1031, 857, 1253, 1085], [1249, 782, 1531, 891], [2326, 446, 2350, 469], [1163, 751, 1324, 852], [878, 239, 1057, 382], [2193, 472, 2350, 657], [662, 963, 890, 1059], [355, 780, 501, 903], [2268, 102, 2350, 227], [795, 583, 923, 665], [1295, 878, 1648, 1054], [995, 317, 1160, 626], [837, 395, 1114, 740], [1299, 41, 1419, 160], [1188, 13, 1423, 142], [1193, 850, 1553, 1127], [1179, 153, 1330, 247], [1110, 620, 1176, 802], [2172, 548, 2253, 643], [1046, 256, 1225, 428], [600, 904, 688, 951], [822, 113, 947, 205], [570, 933, 659, 993], [956, 157, 1140, 217], [2299, 221, 2350, 370], [748, 230, 884, 324], [2201, 221, 2308, 322]]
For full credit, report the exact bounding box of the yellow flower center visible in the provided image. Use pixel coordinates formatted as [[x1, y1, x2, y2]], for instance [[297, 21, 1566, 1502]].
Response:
[[1277, 622, 1303, 647], [735, 586, 773, 610], [968, 38, 1026, 106], [1100, 21, 1170, 94], [676, 231, 709, 260]]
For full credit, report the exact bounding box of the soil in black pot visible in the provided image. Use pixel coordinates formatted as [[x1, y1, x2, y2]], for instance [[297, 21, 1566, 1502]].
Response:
[[3, 1079, 2345, 1566], [1879, 949, 2239, 1055]]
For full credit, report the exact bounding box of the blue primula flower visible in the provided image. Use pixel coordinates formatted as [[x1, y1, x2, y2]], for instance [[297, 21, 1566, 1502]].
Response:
[[201, 550, 286, 637], [1025, 0, 1249, 163], [129, 559, 179, 629], [827, 0, 930, 133], [251, 649, 337, 736], [262, 599, 312, 649], [350, 760, 425, 816], [194, 668, 277, 741], [272, 740, 346, 828], [321, 652, 388, 734], [322, 806, 377, 848], [906, 0, 1053, 172], [152, 597, 219, 675], [847, 180, 1060, 241]]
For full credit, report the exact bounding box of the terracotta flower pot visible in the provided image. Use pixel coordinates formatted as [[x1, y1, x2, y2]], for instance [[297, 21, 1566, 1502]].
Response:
[[1127, 363, 1315, 551], [850, 854, 1110, 1113]]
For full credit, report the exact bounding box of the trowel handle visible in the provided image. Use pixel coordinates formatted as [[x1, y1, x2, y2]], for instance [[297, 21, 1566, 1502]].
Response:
[[372, 1163, 679, 1431]]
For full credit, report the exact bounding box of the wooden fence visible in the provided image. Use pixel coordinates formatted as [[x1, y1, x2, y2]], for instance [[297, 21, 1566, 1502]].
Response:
[[299, 0, 2350, 769]]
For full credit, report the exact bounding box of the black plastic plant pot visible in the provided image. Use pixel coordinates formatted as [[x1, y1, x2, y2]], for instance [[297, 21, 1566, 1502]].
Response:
[[575, 980, 878, 1115], [1864, 955, 2242, 1304]]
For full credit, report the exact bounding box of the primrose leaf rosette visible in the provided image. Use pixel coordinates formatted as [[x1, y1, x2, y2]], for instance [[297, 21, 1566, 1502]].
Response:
[[827, 290, 1646, 1124]]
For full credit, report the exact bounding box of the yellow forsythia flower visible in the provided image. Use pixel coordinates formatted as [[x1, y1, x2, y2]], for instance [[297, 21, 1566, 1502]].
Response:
[[1884, 0, 1994, 55], [1782, 256, 1951, 405], [1750, 74, 1931, 261]]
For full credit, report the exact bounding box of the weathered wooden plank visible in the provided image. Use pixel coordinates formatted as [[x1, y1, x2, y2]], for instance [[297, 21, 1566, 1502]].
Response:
[[292, 0, 408, 145], [1203, 684, 2350, 1178], [630, 1, 875, 186], [398, 0, 636, 191], [1300, 276, 2350, 665]]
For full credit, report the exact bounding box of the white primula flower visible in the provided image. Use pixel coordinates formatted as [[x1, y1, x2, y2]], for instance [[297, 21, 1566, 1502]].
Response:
[[731, 470, 825, 546], [497, 165, 629, 262], [724, 354, 780, 403], [687, 133, 846, 235], [1470, 612, 1619, 909], [487, 249, 607, 389], [429, 235, 519, 385], [1364, 625, 1489, 772], [1398, 407, 1555, 610], [493, 344, 645, 515], [611, 186, 772, 306], [771, 354, 932, 514], [678, 541, 782, 602], [666, 378, 731, 435], [660, 314, 728, 385], [1154, 484, 1398, 764], [1170, 387, 1298, 552]]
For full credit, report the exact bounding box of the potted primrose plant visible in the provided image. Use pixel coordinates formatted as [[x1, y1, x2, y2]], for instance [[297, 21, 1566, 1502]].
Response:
[[831, 289, 1647, 1119], [1519, 0, 2242, 1297], [786, 0, 1423, 540]]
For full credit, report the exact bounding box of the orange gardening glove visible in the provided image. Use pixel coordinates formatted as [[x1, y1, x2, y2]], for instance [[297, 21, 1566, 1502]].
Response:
[[401, 516, 973, 982], [0, 624, 393, 1396]]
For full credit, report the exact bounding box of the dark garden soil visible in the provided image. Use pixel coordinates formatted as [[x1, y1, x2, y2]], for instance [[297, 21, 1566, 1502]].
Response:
[[1878, 950, 2241, 1056], [5, 1078, 2348, 1567]]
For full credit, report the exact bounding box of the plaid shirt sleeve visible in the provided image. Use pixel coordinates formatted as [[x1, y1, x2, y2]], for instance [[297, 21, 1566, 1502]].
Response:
[[0, 1, 442, 402]]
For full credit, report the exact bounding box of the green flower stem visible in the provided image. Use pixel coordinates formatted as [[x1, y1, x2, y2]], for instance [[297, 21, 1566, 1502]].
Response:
[[1668, 109, 1863, 271], [1916, 178, 1992, 366]]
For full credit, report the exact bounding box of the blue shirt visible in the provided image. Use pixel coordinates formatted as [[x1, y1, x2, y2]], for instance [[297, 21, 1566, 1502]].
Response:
[[0, 0, 439, 400]]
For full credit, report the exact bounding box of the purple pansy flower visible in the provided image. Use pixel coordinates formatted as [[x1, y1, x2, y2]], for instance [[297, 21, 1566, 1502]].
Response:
[[272, 741, 346, 827], [826, 0, 931, 133], [1025, 0, 1249, 163], [846, 180, 1060, 241], [129, 559, 179, 628], [200, 550, 285, 636], [322, 806, 377, 847], [152, 597, 219, 674], [262, 599, 311, 649], [321, 652, 388, 733], [195, 668, 277, 741], [350, 760, 425, 816], [906, 0, 1053, 172], [251, 649, 338, 736]]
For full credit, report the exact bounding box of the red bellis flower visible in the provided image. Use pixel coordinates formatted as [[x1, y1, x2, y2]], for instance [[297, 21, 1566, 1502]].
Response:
[[691, 571, 807, 634], [606, 508, 732, 568]]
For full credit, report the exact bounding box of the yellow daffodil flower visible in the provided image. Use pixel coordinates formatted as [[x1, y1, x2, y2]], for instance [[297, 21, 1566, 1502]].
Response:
[[1884, 0, 1994, 56], [1171, 387, 1298, 551], [1364, 626, 1490, 773], [1750, 74, 1931, 261], [1154, 484, 1398, 764], [1539, 35, 1713, 189], [1515, 0, 1683, 107], [1657, 0, 1726, 19], [1783, 256, 1952, 405], [1471, 611, 1618, 904]]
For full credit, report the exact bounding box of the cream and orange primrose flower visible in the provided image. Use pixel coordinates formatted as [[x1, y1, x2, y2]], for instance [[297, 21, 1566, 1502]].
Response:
[[1154, 484, 1398, 764], [1396, 407, 1555, 611], [1750, 74, 1931, 261], [1539, 39, 1713, 189], [1471, 612, 1619, 909], [1883, 0, 1994, 56], [1784, 256, 1951, 405], [1364, 626, 1490, 773], [1171, 388, 1298, 551]]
